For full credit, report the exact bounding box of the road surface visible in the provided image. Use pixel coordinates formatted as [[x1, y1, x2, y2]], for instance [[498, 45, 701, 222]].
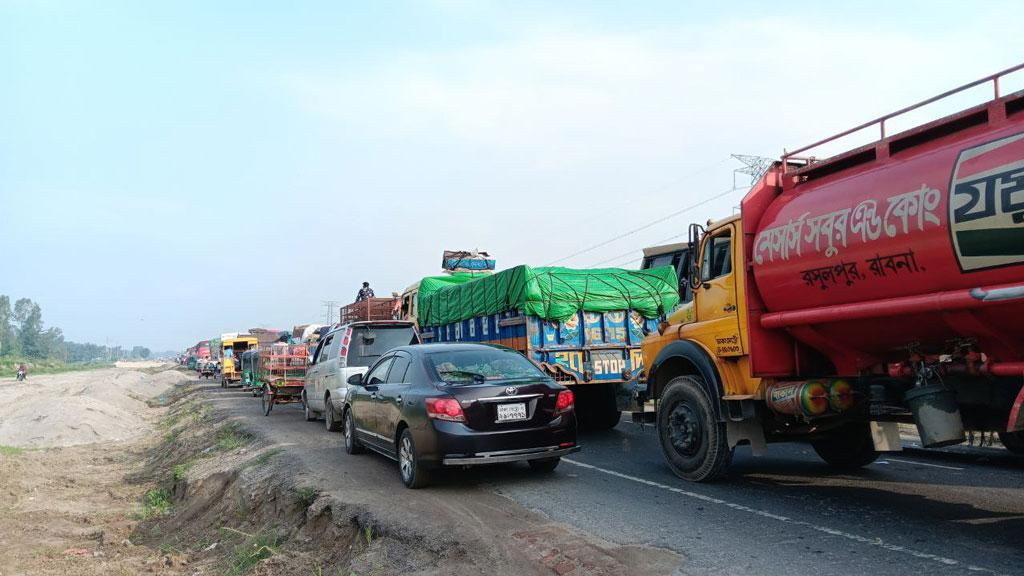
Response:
[[201, 379, 1024, 576]]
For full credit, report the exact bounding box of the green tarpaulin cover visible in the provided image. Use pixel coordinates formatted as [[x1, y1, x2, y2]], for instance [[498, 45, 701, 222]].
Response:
[[416, 272, 492, 302], [417, 265, 679, 326]]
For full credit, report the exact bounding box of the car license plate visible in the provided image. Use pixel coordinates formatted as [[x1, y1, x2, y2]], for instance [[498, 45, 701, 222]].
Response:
[[496, 402, 528, 422]]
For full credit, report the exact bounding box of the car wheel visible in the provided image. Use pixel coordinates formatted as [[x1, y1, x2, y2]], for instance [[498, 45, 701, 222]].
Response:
[[657, 375, 733, 482], [324, 396, 342, 432], [811, 422, 879, 469], [303, 392, 318, 422], [398, 429, 431, 489], [528, 457, 560, 473], [344, 409, 364, 455]]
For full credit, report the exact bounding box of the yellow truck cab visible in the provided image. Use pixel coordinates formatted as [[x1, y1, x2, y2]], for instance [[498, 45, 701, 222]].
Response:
[[639, 215, 766, 481], [221, 335, 259, 387]]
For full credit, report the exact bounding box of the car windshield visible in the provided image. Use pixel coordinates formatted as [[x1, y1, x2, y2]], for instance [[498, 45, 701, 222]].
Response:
[[427, 348, 544, 384], [346, 325, 418, 367]]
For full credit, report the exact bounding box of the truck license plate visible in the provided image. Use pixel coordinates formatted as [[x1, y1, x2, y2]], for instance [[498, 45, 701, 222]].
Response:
[[496, 402, 528, 422]]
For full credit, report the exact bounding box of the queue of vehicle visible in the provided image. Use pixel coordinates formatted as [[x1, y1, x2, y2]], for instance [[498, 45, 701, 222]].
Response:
[[184, 65, 1024, 488]]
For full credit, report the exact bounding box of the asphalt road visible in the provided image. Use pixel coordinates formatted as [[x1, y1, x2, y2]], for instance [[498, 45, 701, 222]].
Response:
[[200, 379, 1024, 576]]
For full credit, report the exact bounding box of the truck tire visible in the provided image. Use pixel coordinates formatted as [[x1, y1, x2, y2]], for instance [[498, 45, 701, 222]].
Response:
[[811, 422, 879, 469], [657, 375, 732, 482], [577, 384, 621, 431], [998, 430, 1024, 455]]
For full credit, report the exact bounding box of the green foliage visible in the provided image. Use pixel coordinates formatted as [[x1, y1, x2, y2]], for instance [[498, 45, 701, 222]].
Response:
[[0, 293, 154, 363], [221, 528, 279, 576], [0, 445, 28, 456], [141, 489, 174, 518], [293, 486, 318, 508], [215, 424, 250, 452], [172, 460, 194, 482]]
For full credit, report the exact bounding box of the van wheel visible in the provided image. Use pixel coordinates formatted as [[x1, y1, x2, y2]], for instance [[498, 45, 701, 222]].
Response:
[[998, 430, 1024, 455], [303, 392, 318, 422], [657, 375, 732, 482], [811, 422, 879, 468], [324, 396, 342, 432]]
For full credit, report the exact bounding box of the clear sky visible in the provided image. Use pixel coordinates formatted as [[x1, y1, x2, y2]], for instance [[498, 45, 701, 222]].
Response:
[[2, 0, 1022, 352]]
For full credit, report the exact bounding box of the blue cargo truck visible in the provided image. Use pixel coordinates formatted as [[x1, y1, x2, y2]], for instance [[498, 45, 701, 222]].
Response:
[[417, 265, 679, 430]]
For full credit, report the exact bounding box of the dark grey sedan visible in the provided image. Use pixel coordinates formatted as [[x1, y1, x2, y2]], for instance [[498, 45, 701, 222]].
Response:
[[340, 343, 579, 488]]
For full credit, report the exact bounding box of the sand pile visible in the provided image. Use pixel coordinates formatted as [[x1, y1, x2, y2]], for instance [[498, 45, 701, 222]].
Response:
[[0, 367, 186, 449]]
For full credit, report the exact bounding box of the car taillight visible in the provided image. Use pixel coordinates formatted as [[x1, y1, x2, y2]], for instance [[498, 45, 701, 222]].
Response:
[[425, 397, 465, 422], [555, 390, 574, 414]]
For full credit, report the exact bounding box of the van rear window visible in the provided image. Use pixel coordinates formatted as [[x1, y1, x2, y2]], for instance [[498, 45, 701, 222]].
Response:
[[345, 326, 417, 367]]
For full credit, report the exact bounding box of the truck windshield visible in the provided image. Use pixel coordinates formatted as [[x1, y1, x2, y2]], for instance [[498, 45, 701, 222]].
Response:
[[427, 348, 544, 384], [346, 326, 417, 367]]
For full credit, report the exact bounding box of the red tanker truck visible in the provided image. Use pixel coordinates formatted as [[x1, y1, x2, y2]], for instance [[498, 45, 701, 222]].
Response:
[[639, 63, 1024, 481]]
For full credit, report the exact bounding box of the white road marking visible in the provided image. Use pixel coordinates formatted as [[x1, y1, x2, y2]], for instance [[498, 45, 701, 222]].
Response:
[[882, 457, 965, 471], [563, 458, 999, 574]]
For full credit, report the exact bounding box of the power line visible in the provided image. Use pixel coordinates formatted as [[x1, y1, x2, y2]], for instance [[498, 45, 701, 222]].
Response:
[[583, 154, 775, 268], [545, 185, 745, 266], [589, 230, 688, 267]]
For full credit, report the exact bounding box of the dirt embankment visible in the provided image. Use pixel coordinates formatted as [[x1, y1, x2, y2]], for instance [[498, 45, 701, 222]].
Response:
[[0, 366, 191, 575], [1, 368, 681, 575]]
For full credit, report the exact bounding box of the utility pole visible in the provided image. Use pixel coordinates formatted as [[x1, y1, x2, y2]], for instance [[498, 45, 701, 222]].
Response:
[[321, 300, 340, 324]]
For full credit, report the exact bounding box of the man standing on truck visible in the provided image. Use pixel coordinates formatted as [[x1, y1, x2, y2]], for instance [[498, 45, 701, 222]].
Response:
[[356, 281, 375, 302]]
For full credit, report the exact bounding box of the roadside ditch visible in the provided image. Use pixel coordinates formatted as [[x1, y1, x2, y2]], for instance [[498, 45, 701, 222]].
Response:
[[129, 383, 475, 575]]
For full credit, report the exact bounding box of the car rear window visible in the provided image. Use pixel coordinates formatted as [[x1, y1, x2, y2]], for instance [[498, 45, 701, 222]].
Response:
[[345, 325, 418, 367], [426, 348, 544, 384]]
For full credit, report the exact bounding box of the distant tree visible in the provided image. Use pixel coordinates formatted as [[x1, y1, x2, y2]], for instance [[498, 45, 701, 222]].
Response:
[[0, 295, 16, 357], [130, 345, 152, 359], [14, 298, 44, 359]]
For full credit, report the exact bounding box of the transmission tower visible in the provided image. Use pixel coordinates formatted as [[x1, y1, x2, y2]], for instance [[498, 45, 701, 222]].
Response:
[[321, 300, 340, 324], [731, 154, 774, 188]]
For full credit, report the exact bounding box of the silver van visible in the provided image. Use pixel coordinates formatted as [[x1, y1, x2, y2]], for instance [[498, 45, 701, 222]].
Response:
[[303, 320, 419, 431]]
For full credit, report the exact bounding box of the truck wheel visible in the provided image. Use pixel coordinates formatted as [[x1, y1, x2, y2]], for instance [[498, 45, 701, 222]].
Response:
[[998, 431, 1024, 455], [261, 385, 273, 416], [576, 384, 621, 431], [811, 422, 879, 469], [324, 395, 342, 432], [657, 375, 732, 482]]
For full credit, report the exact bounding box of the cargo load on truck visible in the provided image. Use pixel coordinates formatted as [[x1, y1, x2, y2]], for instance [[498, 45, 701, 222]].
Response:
[[254, 342, 308, 416], [639, 63, 1024, 482], [418, 264, 679, 429], [339, 297, 400, 324]]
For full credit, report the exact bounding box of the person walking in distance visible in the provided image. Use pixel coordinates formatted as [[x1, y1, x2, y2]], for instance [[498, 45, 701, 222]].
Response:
[[356, 282, 375, 302]]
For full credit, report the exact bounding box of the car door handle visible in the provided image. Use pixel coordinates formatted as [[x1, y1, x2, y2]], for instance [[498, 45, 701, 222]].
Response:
[[723, 303, 736, 312]]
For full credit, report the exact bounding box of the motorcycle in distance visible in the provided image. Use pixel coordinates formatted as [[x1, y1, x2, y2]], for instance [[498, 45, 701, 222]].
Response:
[[16, 365, 27, 381]]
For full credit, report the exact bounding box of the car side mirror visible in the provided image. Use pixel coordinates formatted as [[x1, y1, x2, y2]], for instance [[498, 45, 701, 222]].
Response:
[[347, 373, 362, 386]]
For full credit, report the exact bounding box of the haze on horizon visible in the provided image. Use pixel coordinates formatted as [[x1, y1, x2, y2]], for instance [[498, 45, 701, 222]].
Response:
[[2, 0, 1022, 352]]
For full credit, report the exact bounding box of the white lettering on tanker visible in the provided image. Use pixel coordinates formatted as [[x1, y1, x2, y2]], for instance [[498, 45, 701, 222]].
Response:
[[754, 184, 941, 264]]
